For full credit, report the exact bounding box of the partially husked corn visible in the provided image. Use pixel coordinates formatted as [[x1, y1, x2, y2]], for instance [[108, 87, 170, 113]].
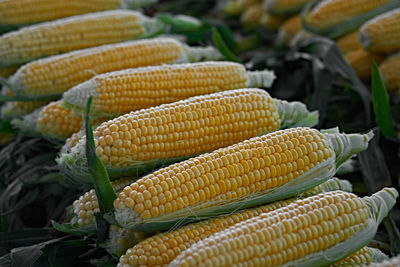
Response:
[[304, 0, 392, 37], [276, 15, 302, 45], [344, 49, 385, 80], [335, 31, 362, 54], [0, 10, 163, 67], [170, 188, 398, 266], [264, 0, 316, 16], [62, 62, 276, 118], [58, 89, 319, 183], [332, 247, 387, 266], [379, 52, 400, 93], [71, 176, 139, 226], [360, 8, 400, 53], [0, 0, 121, 26], [113, 127, 372, 231], [8, 37, 222, 97], [116, 178, 352, 266]]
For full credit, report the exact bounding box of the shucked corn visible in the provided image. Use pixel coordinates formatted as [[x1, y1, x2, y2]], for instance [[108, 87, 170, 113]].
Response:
[[360, 8, 400, 53], [116, 178, 352, 265], [0, 10, 163, 67], [170, 188, 397, 266], [58, 89, 318, 183], [62, 62, 276, 118], [379, 52, 400, 93], [113, 127, 372, 232], [8, 37, 222, 97]]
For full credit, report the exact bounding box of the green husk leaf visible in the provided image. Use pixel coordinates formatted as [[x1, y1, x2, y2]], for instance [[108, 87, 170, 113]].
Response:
[[211, 27, 241, 63], [51, 221, 96, 237], [371, 61, 395, 138], [302, 0, 400, 39], [85, 96, 116, 214], [157, 14, 202, 33], [0, 120, 16, 134]]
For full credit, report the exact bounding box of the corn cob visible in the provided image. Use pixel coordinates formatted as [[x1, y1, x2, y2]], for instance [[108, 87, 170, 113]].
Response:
[[114, 178, 352, 263], [360, 8, 400, 53], [62, 62, 276, 118], [0, 66, 19, 79], [11, 100, 106, 141], [335, 31, 362, 54], [58, 89, 319, 183], [1, 99, 49, 120], [170, 188, 398, 266], [332, 247, 387, 266], [0, 10, 164, 67], [222, 0, 261, 16], [368, 254, 400, 267], [113, 127, 372, 232], [344, 49, 385, 81], [378, 52, 400, 93], [8, 37, 222, 97], [258, 12, 287, 31], [276, 15, 302, 46], [240, 3, 266, 29], [303, 0, 397, 39], [264, 0, 317, 16]]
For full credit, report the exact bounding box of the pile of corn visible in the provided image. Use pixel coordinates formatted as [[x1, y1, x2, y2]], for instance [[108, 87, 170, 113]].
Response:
[[0, 1, 398, 266]]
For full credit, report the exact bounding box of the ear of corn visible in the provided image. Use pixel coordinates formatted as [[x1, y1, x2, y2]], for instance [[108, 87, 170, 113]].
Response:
[[276, 15, 302, 46], [112, 127, 372, 232], [344, 49, 385, 81], [170, 188, 397, 266], [58, 89, 319, 183], [0, 10, 165, 67], [62, 62, 276, 119], [302, 0, 399, 39], [378, 52, 400, 93], [222, 0, 261, 16], [264, 0, 317, 16], [332, 246, 388, 266], [10, 100, 106, 141], [360, 8, 400, 53], [335, 31, 362, 54], [8, 37, 222, 97], [114, 178, 351, 263], [258, 12, 287, 31]]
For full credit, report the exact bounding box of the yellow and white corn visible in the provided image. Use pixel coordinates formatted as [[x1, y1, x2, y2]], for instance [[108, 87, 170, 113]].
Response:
[[8, 37, 222, 97], [379, 52, 400, 93], [113, 127, 372, 232], [0, 10, 163, 67], [62, 62, 276, 118], [170, 188, 397, 266], [276, 15, 302, 46]]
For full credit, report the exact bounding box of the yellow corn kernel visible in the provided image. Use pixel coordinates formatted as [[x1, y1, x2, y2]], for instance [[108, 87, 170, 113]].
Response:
[[379, 52, 400, 93], [0, 0, 121, 25], [0, 10, 161, 67], [360, 8, 400, 53], [9, 37, 222, 97], [332, 247, 388, 266], [344, 49, 385, 80], [108, 225, 148, 257], [116, 178, 352, 266], [170, 188, 397, 266], [264, 0, 316, 16], [62, 62, 275, 118], [71, 176, 138, 227], [277, 15, 302, 45], [305, 0, 391, 30], [335, 31, 362, 54]]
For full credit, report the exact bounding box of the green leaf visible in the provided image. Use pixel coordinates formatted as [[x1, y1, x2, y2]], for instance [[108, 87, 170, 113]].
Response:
[[211, 27, 241, 63], [216, 25, 237, 51], [0, 120, 16, 134], [157, 14, 202, 33], [85, 97, 117, 215], [51, 221, 97, 236], [371, 61, 395, 138]]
